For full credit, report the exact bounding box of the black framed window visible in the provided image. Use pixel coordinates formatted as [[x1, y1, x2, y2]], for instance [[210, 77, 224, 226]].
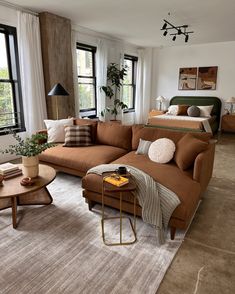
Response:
[[76, 43, 97, 117], [0, 24, 25, 134], [123, 54, 138, 112]]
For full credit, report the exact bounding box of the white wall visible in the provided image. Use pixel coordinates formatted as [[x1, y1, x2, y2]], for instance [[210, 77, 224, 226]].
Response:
[[152, 41, 235, 111]]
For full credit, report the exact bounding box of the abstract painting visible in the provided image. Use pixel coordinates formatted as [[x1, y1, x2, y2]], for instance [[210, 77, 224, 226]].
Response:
[[178, 67, 197, 90], [197, 66, 218, 90]]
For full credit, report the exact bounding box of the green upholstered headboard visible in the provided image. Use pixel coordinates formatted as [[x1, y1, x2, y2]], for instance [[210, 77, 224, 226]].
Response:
[[170, 96, 222, 124]]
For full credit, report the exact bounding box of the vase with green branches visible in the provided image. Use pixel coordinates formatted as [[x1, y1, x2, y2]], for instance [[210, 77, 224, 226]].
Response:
[[1, 130, 54, 178], [101, 63, 128, 120]]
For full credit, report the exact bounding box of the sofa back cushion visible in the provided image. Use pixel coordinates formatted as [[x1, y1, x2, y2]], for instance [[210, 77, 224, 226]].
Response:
[[174, 133, 209, 170], [132, 125, 212, 150], [96, 122, 132, 150], [73, 118, 97, 143]]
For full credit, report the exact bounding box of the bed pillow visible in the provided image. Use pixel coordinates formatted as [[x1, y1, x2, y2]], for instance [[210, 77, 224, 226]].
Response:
[[136, 139, 152, 155], [166, 105, 178, 116], [197, 105, 214, 117], [174, 133, 209, 170], [148, 138, 176, 164], [187, 105, 200, 117], [44, 118, 74, 143], [63, 125, 92, 147], [177, 105, 189, 115]]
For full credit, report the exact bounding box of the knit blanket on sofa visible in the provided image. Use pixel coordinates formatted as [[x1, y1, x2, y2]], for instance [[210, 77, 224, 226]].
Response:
[[87, 164, 180, 245]]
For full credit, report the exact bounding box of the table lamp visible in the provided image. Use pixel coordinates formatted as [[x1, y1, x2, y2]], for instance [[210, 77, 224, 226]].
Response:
[[226, 97, 235, 114], [48, 83, 69, 119], [156, 96, 166, 111]]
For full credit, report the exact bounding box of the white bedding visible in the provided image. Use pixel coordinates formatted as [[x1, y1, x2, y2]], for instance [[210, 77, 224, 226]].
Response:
[[152, 114, 212, 133]]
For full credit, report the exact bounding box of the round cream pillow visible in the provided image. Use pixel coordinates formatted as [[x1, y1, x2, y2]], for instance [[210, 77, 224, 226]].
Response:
[[148, 138, 176, 164]]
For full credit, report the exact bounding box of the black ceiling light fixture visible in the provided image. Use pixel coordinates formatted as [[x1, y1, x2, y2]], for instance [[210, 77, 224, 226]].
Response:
[[160, 17, 194, 43]]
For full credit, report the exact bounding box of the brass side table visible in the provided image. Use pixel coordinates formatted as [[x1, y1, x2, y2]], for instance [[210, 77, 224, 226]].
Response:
[[101, 173, 137, 246]]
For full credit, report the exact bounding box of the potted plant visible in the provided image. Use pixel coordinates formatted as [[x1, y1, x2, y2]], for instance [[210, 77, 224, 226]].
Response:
[[101, 63, 128, 121], [0, 131, 54, 178]]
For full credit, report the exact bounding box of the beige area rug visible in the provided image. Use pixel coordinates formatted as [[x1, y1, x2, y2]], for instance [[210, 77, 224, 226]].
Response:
[[0, 173, 185, 294]]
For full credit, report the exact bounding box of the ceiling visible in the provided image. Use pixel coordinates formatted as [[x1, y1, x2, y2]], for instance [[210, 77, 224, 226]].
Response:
[[5, 0, 235, 47]]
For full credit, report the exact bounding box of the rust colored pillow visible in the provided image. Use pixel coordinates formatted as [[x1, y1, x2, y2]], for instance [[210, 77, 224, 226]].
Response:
[[96, 122, 132, 150], [174, 133, 209, 170], [177, 104, 189, 115]]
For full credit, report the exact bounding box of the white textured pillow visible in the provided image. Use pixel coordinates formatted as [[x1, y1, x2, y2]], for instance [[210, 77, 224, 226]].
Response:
[[166, 105, 178, 116], [197, 105, 213, 117], [148, 138, 176, 164], [44, 118, 74, 143]]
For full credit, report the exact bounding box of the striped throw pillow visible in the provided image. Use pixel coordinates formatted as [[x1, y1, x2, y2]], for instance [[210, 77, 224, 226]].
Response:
[[63, 125, 92, 147], [136, 138, 152, 155]]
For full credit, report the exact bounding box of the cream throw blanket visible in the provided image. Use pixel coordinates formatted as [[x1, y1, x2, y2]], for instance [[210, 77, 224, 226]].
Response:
[[87, 164, 180, 244]]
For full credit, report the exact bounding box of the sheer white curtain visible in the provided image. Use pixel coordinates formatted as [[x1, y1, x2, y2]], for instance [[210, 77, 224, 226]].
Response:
[[71, 31, 80, 117], [17, 11, 47, 134], [135, 48, 153, 124], [96, 39, 108, 119]]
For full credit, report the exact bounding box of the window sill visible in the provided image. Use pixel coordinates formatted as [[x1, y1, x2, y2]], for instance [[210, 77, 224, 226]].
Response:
[[0, 127, 26, 136], [123, 109, 135, 114]]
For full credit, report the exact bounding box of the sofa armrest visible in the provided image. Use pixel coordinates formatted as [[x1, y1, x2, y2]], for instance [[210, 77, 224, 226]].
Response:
[[193, 141, 216, 194]]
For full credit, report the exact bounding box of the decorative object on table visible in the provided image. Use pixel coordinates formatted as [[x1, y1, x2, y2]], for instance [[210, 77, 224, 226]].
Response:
[[226, 97, 235, 114], [197, 66, 218, 90], [0, 162, 22, 179], [100, 63, 128, 121], [104, 174, 129, 187], [156, 96, 166, 110], [115, 166, 127, 175], [178, 67, 197, 90], [0, 131, 54, 178], [20, 177, 34, 186], [160, 16, 194, 42], [48, 83, 69, 120]]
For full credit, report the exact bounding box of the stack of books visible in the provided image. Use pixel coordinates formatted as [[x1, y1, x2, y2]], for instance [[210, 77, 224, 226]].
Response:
[[0, 163, 22, 179], [104, 174, 129, 187]]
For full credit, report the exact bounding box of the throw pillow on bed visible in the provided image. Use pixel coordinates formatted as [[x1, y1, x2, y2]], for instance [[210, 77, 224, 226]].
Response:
[[136, 138, 152, 155], [197, 105, 214, 117], [177, 104, 190, 115], [174, 133, 209, 170], [63, 125, 92, 147], [44, 118, 74, 143], [187, 105, 200, 117], [148, 138, 176, 164], [166, 105, 178, 116]]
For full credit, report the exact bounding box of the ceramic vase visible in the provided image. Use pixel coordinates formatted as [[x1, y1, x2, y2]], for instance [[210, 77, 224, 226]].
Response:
[[22, 155, 39, 178]]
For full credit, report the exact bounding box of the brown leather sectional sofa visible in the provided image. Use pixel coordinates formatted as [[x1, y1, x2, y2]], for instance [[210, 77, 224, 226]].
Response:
[[39, 119, 215, 239]]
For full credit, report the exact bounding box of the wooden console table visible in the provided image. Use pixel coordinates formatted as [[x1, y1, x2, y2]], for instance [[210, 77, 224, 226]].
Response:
[[0, 164, 56, 228]]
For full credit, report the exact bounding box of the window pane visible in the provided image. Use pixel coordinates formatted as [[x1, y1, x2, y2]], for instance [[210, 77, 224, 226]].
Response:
[[0, 33, 9, 79], [78, 78, 96, 110], [0, 82, 15, 127], [123, 85, 133, 109], [77, 49, 93, 76], [124, 59, 133, 84]]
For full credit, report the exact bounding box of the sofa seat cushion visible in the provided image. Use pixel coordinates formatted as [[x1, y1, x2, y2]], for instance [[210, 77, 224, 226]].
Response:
[[39, 144, 127, 174], [82, 151, 201, 222]]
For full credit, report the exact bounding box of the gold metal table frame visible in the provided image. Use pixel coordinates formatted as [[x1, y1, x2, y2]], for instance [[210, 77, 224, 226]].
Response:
[[101, 174, 137, 246]]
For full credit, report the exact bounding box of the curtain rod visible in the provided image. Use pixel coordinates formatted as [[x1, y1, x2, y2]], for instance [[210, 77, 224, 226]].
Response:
[[0, 0, 38, 16]]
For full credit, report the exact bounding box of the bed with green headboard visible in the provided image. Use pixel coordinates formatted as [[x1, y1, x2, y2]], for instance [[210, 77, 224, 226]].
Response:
[[148, 96, 222, 134]]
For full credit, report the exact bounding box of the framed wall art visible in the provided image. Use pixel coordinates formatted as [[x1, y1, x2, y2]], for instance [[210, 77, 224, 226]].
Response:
[[197, 66, 218, 90], [178, 67, 197, 90]]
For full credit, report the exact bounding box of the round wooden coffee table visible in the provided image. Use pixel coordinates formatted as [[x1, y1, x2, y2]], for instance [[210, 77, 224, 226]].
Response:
[[0, 164, 56, 228]]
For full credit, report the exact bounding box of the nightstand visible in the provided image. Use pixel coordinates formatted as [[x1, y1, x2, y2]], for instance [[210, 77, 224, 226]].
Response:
[[221, 114, 235, 133], [148, 109, 165, 118]]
